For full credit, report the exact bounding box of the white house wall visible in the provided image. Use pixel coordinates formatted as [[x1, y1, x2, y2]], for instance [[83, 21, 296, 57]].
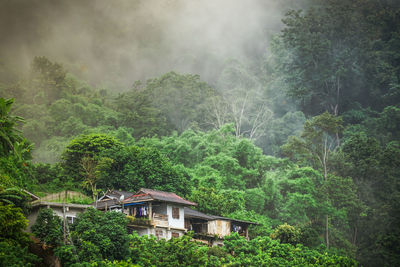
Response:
[[51, 206, 85, 219], [208, 220, 231, 237], [167, 204, 184, 229]]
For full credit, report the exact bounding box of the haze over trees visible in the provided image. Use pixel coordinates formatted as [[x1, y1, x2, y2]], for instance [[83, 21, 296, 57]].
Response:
[[1, 0, 399, 266]]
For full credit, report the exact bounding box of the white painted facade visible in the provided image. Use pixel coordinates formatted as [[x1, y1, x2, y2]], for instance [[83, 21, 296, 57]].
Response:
[[208, 219, 231, 237], [127, 202, 186, 240], [166, 204, 185, 229]]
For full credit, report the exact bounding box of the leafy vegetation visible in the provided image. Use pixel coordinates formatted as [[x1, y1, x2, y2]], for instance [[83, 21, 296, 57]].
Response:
[[31, 208, 63, 247], [0, 203, 39, 266], [56, 208, 130, 263]]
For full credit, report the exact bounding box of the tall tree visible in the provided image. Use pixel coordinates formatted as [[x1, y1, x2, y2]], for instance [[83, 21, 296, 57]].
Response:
[[141, 71, 216, 132], [97, 145, 191, 196], [271, 0, 376, 115], [30, 56, 68, 105], [80, 157, 100, 201], [212, 60, 273, 140], [62, 134, 123, 182], [282, 111, 344, 248]]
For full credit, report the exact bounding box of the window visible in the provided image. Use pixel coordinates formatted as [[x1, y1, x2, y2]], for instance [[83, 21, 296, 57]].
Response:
[[171, 232, 180, 238], [172, 207, 180, 219], [156, 229, 164, 240], [66, 216, 76, 224]]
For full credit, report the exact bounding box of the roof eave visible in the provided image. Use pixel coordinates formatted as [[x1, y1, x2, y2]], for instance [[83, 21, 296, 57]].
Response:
[[31, 201, 92, 209]]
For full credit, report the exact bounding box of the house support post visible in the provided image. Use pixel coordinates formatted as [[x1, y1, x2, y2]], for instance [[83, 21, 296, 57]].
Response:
[[148, 202, 152, 220]]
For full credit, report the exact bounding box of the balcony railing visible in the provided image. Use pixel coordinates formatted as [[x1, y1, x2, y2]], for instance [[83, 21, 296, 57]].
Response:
[[127, 216, 152, 226], [152, 213, 168, 227], [127, 213, 169, 227]]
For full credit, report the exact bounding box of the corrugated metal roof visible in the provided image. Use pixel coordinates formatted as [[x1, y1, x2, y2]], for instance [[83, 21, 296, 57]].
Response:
[[184, 207, 214, 220], [99, 190, 135, 201], [116, 190, 135, 198], [124, 188, 196, 206], [95, 198, 121, 209], [184, 207, 258, 225], [31, 201, 92, 209], [210, 215, 258, 225]]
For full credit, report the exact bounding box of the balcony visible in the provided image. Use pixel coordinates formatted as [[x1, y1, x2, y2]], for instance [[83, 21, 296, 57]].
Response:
[[126, 213, 168, 227], [152, 213, 168, 227], [127, 216, 152, 226]]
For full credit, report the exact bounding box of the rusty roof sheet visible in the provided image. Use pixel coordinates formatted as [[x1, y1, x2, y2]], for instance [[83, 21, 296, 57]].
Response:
[[124, 188, 196, 206], [184, 207, 214, 220], [184, 207, 258, 225], [208, 215, 258, 225]]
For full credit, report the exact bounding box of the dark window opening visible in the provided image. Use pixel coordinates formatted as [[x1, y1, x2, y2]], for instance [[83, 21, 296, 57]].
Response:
[[66, 216, 75, 224], [172, 207, 180, 219], [135, 205, 149, 218]]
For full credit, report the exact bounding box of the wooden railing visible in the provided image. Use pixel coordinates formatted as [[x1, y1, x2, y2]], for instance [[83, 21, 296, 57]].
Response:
[[126, 216, 151, 226], [153, 213, 168, 220], [152, 213, 168, 227], [127, 213, 169, 227]]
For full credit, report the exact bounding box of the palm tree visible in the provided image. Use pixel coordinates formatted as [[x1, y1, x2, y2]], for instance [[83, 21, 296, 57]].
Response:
[[0, 97, 24, 157], [0, 186, 23, 205]]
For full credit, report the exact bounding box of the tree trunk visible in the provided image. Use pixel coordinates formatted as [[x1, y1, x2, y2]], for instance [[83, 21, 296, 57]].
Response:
[[352, 226, 357, 245], [91, 183, 97, 201], [323, 138, 329, 249], [325, 214, 329, 249]]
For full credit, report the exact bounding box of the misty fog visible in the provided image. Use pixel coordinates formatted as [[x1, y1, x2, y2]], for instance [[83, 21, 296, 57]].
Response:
[[0, 0, 307, 90]]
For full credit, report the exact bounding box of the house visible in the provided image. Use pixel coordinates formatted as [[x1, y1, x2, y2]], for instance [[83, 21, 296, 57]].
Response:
[[27, 201, 92, 232], [121, 188, 197, 240], [184, 207, 257, 246], [95, 188, 197, 239], [95, 190, 135, 212], [95, 188, 257, 244], [26, 190, 92, 232]]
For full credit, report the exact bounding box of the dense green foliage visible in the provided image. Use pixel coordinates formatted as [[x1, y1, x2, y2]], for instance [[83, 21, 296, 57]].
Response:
[[125, 232, 357, 267], [0, 98, 38, 266], [0, 203, 39, 266], [54, 230, 356, 266], [31, 208, 63, 247], [97, 145, 192, 196], [55, 208, 130, 264], [62, 134, 123, 181]]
